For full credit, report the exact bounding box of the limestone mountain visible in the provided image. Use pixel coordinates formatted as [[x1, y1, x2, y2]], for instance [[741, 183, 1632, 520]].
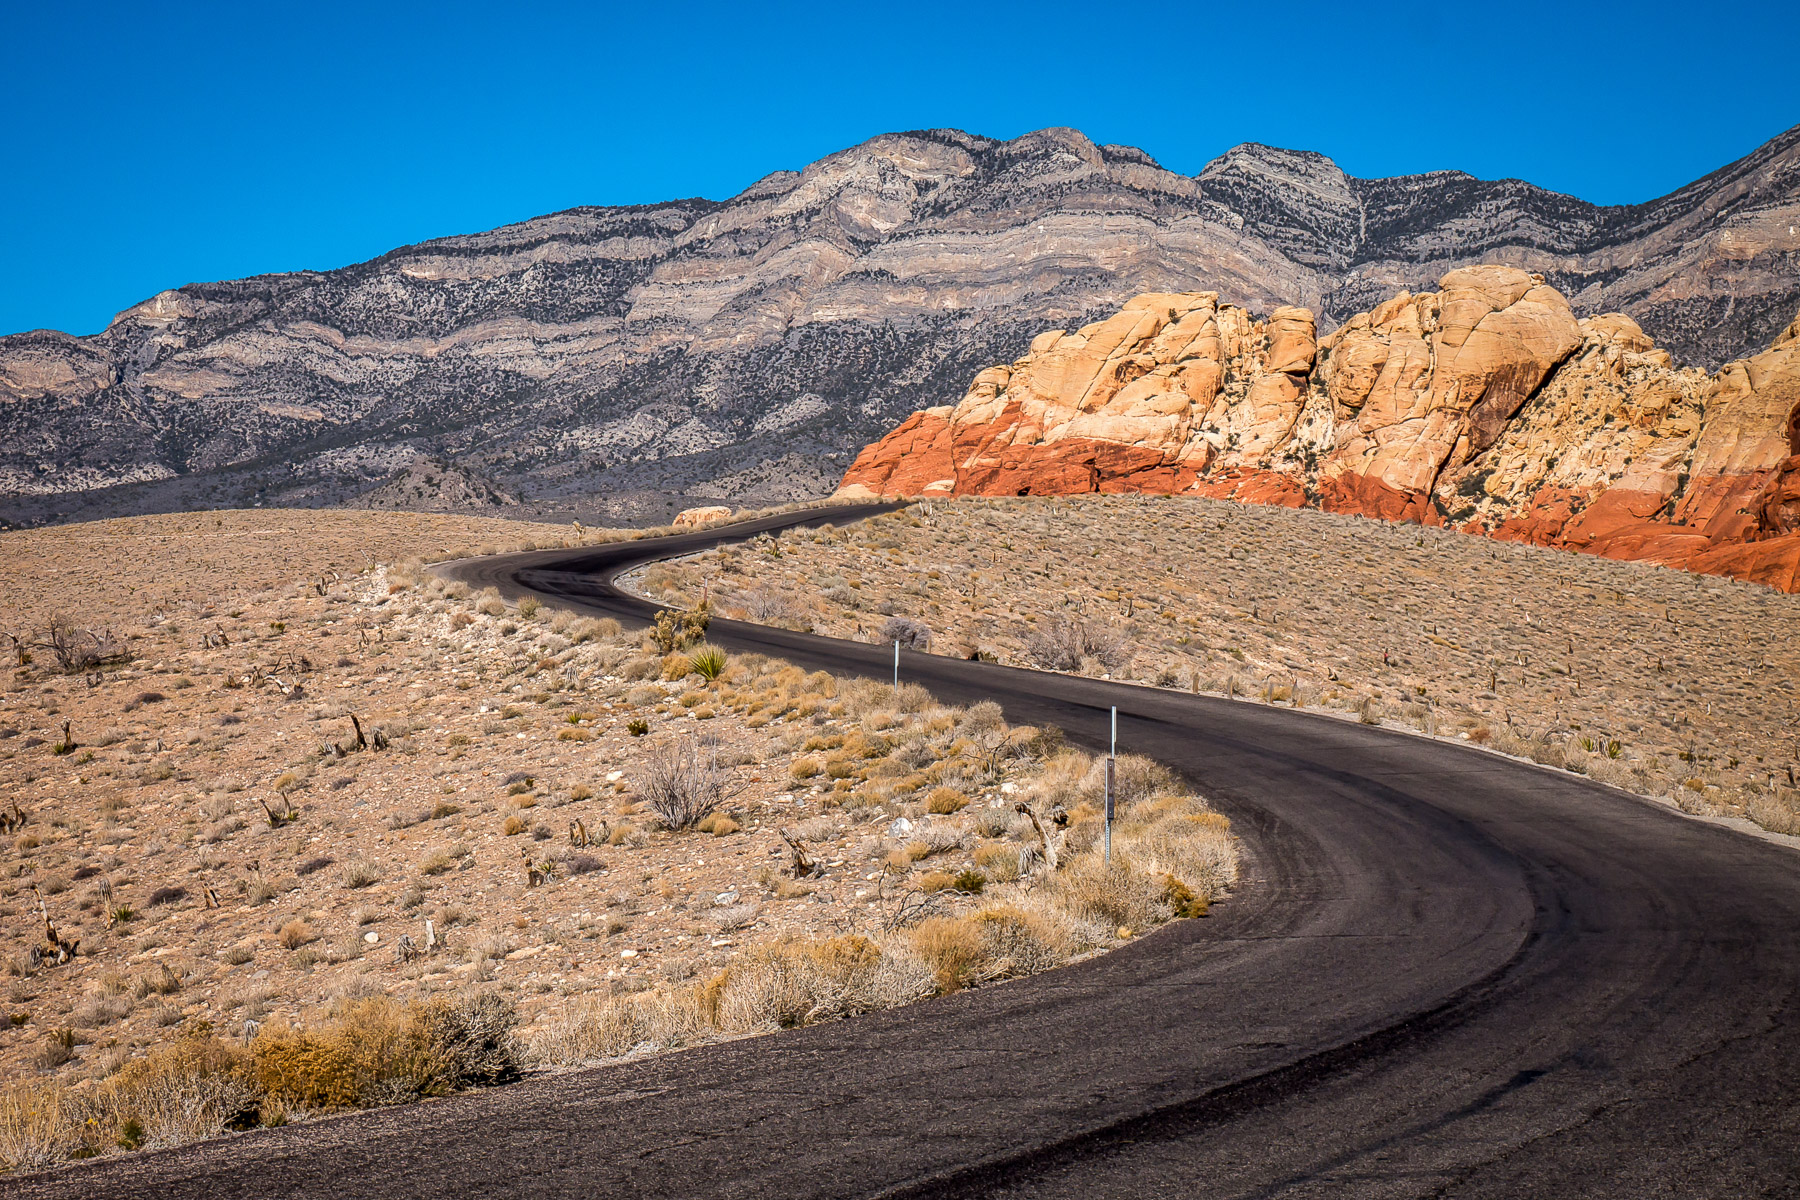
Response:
[[354, 456, 519, 512], [3, 122, 1797, 526], [838, 268, 1800, 592]]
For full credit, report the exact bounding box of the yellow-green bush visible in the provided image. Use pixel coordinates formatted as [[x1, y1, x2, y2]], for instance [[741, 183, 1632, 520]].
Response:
[[924, 787, 969, 814], [908, 917, 987, 993], [253, 994, 518, 1111], [0, 994, 519, 1172]]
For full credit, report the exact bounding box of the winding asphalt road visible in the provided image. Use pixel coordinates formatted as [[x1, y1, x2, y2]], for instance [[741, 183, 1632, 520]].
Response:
[[14, 504, 1800, 1199]]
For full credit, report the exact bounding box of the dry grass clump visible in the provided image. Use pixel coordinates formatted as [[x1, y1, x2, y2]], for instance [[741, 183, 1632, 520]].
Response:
[[908, 904, 1079, 991], [0, 1082, 83, 1172], [705, 935, 932, 1033], [102, 1028, 261, 1149], [530, 989, 708, 1065], [924, 786, 969, 814], [1747, 790, 1800, 837], [0, 993, 519, 1171]]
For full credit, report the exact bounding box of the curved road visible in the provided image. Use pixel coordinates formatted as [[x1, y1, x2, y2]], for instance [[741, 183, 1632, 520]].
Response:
[[14, 504, 1800, 1199]]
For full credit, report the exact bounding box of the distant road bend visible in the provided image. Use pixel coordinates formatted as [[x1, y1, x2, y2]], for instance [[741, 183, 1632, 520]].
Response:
[[18, 504, 1800, 1199]]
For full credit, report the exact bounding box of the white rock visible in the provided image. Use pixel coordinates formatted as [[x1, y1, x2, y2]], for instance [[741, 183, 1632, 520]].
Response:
[[606, 770, 624, 782], [1000, 782, 1018, 794], [889, 817, 913, 836], [714, 891, 740, 906], [363, 931, 380, 943], [620, 949, 638, 959]]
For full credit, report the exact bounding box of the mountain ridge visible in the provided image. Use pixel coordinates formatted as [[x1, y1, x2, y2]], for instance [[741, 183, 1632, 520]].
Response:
[[3, 121, 1796, 527]]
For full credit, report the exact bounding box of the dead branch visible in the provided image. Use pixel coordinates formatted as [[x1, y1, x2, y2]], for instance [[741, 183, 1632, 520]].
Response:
[[777, 830, 821, 878], [1014, 802, 1068, 872], [31, 616, 129, 675], [880, 888, 944, 933], [521, 847, 553, 888], [258, 795, 298, 828], [30, 883, 77, 966]]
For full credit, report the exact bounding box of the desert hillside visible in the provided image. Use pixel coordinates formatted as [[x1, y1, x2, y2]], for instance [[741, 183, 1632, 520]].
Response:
[[635, 499, 1800, 837], [0, 509, 1234, 1169], [839, 267, 1800, 592]]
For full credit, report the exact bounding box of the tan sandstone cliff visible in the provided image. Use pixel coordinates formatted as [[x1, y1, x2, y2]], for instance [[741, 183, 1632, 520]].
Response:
[[837, 267, 1800, 591]]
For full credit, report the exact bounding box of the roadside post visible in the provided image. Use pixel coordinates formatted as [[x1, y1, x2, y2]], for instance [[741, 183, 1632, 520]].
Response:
[[893, 640, 899, 689], [1105, 706, 1117, 865]]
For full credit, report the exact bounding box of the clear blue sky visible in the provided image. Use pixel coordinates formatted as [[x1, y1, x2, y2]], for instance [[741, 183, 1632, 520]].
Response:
[[5, 0, 1797, 337]]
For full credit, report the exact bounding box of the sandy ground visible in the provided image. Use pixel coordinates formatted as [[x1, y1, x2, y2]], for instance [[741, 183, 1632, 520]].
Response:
[[0, 509, 1233, 1089], [635, 494, 1800, 833]]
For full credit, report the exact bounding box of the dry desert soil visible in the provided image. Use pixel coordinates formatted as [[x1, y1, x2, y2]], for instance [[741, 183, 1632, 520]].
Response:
[[0, 507, 1236, 1169], [636, 494, 1800, 835]]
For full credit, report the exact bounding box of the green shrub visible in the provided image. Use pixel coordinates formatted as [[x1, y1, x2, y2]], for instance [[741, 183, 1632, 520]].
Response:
[[689, 645, 727, 681]]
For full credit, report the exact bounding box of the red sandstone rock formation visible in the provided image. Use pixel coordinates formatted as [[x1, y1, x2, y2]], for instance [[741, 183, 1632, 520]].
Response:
[[838, 267, 1800, 591]]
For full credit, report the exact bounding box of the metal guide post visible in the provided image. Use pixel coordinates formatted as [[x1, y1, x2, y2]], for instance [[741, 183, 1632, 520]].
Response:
[[1105, 706, 1117, 865]]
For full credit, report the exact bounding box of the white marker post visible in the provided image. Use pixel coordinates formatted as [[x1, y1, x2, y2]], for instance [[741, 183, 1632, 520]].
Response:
[[893, 640, 900, 689], [1105, 705, 1117, 865]]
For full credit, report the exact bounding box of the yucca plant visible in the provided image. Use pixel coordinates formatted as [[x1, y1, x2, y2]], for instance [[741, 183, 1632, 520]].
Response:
[[689, 645, 727, 681]]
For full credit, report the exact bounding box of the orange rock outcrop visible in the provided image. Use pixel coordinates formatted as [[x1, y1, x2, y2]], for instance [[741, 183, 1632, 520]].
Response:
[[838, 267, 1800, 591]]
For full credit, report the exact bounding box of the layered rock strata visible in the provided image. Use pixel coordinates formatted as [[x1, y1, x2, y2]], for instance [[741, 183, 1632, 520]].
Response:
[[838, 267, 1800, 591], [5, 122, 1798, 523]]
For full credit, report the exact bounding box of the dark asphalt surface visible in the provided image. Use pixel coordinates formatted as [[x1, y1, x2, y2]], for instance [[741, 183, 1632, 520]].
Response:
[[15, 504, 1800, 1199]]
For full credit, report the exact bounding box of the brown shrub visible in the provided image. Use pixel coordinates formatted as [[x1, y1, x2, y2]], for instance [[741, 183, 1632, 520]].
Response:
[[0, 1081, 84, 1171], [530, 989, 706, 1065], [908, 917, 986, 993], [252, 993, 518, 1111], [924, 787, 969, 814], [703, 935, 926, 1032], [967, 904, 1075, 975], [102, 1027, 260, 1149]]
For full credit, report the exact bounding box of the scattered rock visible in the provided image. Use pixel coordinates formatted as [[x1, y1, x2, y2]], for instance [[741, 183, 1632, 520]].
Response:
[[673, 506, 734, 527]]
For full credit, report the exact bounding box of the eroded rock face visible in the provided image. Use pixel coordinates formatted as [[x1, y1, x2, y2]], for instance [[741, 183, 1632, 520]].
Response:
[[841, 268, 1800, 591]]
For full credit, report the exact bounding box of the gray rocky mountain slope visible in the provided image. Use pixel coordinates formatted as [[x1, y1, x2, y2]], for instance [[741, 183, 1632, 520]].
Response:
[[3, 122, 1796, 526]]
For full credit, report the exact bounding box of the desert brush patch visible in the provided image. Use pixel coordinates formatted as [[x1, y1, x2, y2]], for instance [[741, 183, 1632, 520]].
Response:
[[635, 495, 1800, 835], [0, 507, 1235, 1172]]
